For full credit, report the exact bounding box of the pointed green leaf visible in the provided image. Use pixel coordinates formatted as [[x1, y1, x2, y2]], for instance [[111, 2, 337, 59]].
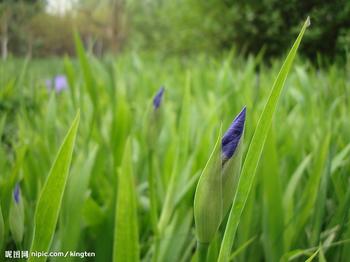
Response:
[[73, 31, 97, 108], [194, 127, 222, 244], [29, 111, 80, 262], [113, 138, 139, 262], [0, 204, 4, 250]]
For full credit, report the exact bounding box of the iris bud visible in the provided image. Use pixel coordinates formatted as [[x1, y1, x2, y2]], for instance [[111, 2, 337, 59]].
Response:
[[147, 86, 165, 150], [194, 107, 246, 245], [153, 86, 165, 110], [194, 129, 222, 244], [9, 183, 24, 244], [221, 107, 246, 217]]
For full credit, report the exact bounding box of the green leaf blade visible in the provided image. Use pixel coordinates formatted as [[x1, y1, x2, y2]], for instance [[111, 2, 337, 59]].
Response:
[[113, 138, 139, 262], [29, 111, 80, 262]]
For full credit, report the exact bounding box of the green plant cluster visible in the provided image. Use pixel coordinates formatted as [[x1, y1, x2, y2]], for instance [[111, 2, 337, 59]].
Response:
[[1, 32, 350, 261]]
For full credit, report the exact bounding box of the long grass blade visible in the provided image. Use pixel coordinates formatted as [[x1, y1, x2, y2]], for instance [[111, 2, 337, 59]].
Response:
[[218, 17, 310, 262], [113, 138, 139, 262], [29, 111, 80, 262]]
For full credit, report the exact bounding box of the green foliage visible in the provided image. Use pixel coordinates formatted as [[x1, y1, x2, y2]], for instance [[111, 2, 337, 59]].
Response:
[[0, 204, 4, 250], [1, 1, 349, 61], [0, 25, 350, 261], [130, 0, 350, 61], [224, 0, 350, 61]]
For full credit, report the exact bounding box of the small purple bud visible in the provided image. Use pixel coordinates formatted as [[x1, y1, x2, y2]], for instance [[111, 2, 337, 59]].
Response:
[[153, 86, 165, 109], [54, 75, 68, 92], [46, 75, 68, 93], [222, 107, 246, 163], [13, 183, 20, 204]]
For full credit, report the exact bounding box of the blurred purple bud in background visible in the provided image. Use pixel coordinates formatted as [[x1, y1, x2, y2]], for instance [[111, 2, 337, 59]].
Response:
[[13, 183, 20, 204], [46, 75, 68, 93], [153, 86, 165, 109]]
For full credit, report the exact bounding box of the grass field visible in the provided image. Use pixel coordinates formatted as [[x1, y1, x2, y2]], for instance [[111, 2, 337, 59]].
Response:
[[1, 27, 350, 261]]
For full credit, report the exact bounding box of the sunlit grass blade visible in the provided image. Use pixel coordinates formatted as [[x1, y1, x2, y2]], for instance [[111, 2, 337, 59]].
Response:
[[310, 140, 332, 245], [283, 154, 312, 249], [113, 138, 139, 262], [229, 235, 257, 261], [293, 134, 330, 245], [73, 31, 97, 108], [29, 111, 80, 262], [60, 146, 98, 260], [319, 246, 327, 262], [331, 143, 350, 173], [178, 71, 192, 160], [305, 248, 319, 262], [157, 210, 193, 262], [283, 154, 312, 208], [0, 204, 4, 250], [261, 128, 284, 261], [218, 17, 310, 262], [157, 152, 179, 233], [0, 115, 6, 171], [63, 56, 77, 108]]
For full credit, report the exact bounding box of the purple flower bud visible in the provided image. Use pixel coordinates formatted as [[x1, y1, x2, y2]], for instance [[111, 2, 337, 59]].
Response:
[[153, 86, 165, 109], [222, 107, 246, 163], [54, 75, 68, 92], [13, 183, 20, 204], [46, 75, 68, 93]]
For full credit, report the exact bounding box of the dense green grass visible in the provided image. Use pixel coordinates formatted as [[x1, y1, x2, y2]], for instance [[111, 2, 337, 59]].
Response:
[[1, 37, 350, 261]]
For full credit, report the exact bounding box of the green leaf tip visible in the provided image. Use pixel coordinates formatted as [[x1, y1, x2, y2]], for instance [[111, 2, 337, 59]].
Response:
[[306, 16, 311, 27]]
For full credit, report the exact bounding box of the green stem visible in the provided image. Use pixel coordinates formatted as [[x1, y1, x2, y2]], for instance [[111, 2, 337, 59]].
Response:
[[197, 242, 209, 262], [152, 235, 160, 262], [149, 150, 160, 262], [148, 150, 158, 234]]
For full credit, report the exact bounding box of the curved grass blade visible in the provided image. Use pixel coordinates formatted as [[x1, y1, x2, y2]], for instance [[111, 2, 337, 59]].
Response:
[[283, 154, 312, 208], [261, 128, 284, 261], [305, 248, 320, 262], [296, 134, 330, 245], [229, 235, 257, 261], [331, 143, 350, 173], [60, 146, 98, 260], [73, 31, 97, 107], [29, 111, 80, 262], [218, 17, 310, 262], [113, 138, 139, 262]]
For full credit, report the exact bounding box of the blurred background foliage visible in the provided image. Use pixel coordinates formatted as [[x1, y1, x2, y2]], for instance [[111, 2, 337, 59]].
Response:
[[0, 0, 127, 58], [0, 0, 350, 61]]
